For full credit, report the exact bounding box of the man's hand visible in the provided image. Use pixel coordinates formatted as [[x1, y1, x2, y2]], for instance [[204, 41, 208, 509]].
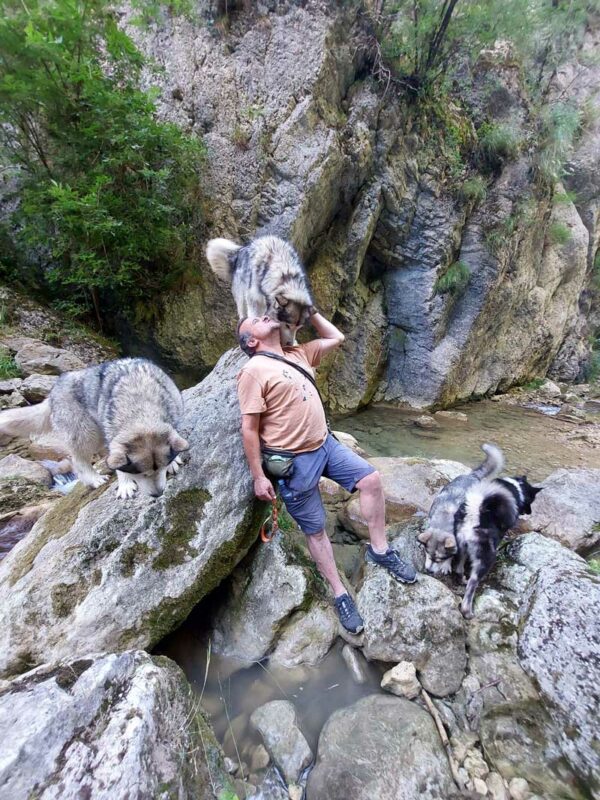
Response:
[[254, 475, 276, 501], [309, 311, 345, 355]]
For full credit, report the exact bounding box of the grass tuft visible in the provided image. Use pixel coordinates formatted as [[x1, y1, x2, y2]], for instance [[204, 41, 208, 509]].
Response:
[[548, 221, 572, 246], [434, 260, 470, 296]]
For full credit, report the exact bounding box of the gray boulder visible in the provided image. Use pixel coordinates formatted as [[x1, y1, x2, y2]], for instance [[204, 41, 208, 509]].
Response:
[[13, 340, 84, 376], [0, 454, 53, 487], [250, 700, 312, 786], [19, 374, 58, 403], [0, 349, 260, 679], [306, 695, 456, 800], [0, 649, 232, 800], [268, 602, 338, 668], [357, 563, 466, 697]]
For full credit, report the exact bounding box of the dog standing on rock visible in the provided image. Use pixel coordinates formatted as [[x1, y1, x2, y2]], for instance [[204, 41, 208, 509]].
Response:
[[206, 234, 314, 346], [0, 358, 188, 499]]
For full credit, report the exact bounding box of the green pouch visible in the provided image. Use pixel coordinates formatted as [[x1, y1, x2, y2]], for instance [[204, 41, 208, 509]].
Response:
[[262, 449, 295, 479]]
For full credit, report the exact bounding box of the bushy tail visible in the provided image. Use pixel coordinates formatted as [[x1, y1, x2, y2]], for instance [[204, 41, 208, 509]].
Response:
[[471, 443, 504, 481], [0, 399, 52, 440], [205, 238, 241, 283]]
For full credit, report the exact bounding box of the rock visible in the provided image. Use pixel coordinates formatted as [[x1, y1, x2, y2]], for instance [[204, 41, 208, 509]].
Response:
[[522, 467, 600, 553], [338, 456, 468, 538], [0, 454, 53, 487], [434, 410, 468, 422], [414, 414, 439, 429], [0, 349, 262, 680], [380, 661, 421, 699], [473, 777, 488, 795], [357, 565, 466, 697], [27, 433, 71, 462], [464, 749, 489, 780], [341, 644, 368, 684], [250, 700, 312, 785], [319, 476, 351, 509], [288, 785, 302, 800], [269, 602, 338, 668], [538, 379, 562, 398], [306, 695, 456, 800], [0, 649, 233, 799], [508, 777, 531, 800], [487, 772, 509, 800], [223, 757, 237, 774], [210, 534, 315, 667], [19, 374, 58, 402], [0, 503, 53, 562], [249, 744, 270, 772], [0, 378, 22, 394], [14, 340, 85, 376], [0, 390, 26, 410], [0, 476, 55, 519], [330, 430, 367, 456]]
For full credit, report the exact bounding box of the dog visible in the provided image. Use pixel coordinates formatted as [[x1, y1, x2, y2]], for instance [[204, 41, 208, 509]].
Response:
[[0, 358, 188, 499], [418, 443, 504, 575], [454, 474, 542, 618], [206, 235, 314, 345]]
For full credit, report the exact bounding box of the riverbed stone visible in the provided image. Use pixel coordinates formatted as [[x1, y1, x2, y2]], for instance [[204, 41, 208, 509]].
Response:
[[250, 700, 312, 785], [306, 694, 456, 800], [341, 644, 368, 684], [19, 374, 58, 403], [380, 661, 421, 699], [0, 649, 232, 800], [0, 349, 261, 680], [521, 467, 600, 553], [357, 563, 466, 696], [0, 454, 53, 487], [268, 602, 338, 668]]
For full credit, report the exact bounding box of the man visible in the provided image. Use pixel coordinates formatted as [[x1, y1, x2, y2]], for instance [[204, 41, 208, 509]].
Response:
[[236, 311, 416, 634]]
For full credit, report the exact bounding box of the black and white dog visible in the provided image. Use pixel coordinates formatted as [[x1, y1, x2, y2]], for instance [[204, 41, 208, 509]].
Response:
[[454, 475, 542, 618]]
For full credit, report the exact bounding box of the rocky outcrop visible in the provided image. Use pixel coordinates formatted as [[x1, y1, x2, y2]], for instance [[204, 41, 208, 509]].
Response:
[[0, 649, 232, 800], [0, 349, 260, 679], [306, 694, 456, 800]]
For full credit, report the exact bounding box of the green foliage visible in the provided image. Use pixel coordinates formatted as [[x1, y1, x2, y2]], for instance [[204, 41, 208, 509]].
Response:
[[548, 221, 572, 245], [129, 0, 195, 26], [459, 175, 487, 204], [535, 103, 581, 185], [477, 123, 520, 172], [588, 558, 600, 575], [553, 190, 577, 205], [0, 0, 205, 325], [434, 260, 470, 296], [0, 353, 21, 380], [522, 377, 545, 391]]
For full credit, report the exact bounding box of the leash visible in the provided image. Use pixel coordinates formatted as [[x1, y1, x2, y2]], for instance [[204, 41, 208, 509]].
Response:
[[259, 497, 279, 543]]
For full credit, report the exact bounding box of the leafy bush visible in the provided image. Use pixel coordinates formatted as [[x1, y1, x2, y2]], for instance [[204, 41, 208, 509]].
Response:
[[548, 221, 572, 245], [0, 0, 205, 326], [477, 123, 520, 172], [434, 260, 470, 296], [0, 353, 21, 380], [535, 103, 581, 185], [459, 176, 487, 204]]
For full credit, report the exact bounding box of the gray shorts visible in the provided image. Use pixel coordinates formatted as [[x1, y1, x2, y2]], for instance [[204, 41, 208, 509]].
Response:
[[282, 434, 375, 535]]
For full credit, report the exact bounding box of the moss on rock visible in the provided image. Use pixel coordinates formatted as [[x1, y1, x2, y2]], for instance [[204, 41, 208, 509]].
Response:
[[152, 488, 211, 571], [120, 541, 153, 577]]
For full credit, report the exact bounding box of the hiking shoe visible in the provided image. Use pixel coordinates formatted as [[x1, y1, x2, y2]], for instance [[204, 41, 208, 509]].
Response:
[[334, 593, 364, 635], [366, 545, 417, 584]]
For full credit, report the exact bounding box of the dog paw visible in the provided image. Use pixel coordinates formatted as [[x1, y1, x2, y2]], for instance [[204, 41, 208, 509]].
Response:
[[460, 604, 474, 620], [167, 454, 183, 476], [116, 471, 139, 499], [87, 473, 108, 489]]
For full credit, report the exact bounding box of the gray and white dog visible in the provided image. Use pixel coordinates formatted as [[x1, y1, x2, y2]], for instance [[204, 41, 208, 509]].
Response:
[[418, 443, 504, 574], [0, 358, 188, 499], [206, 235, 314, 345]]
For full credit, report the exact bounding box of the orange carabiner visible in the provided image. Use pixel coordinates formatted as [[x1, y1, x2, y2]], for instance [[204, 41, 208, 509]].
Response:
[[259, 498, 279, 543]]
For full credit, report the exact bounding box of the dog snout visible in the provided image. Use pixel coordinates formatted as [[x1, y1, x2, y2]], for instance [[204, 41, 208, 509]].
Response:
[[150, 490, 164, 498]]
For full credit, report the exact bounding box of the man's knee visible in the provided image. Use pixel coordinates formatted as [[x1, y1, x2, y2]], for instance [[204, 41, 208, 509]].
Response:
[[305, 529, 327, 543], [356, 470, 382, 495]]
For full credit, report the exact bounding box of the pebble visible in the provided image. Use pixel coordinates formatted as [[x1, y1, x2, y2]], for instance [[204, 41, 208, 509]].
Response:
[[486, 771, 509, 800], [249, 743, 270, 771], [288, 785, 303, 800], [508, 777, 531, 800], [380, 660, 421, 699], [464, 749, 490, 779], [474, 776, 489, 795]]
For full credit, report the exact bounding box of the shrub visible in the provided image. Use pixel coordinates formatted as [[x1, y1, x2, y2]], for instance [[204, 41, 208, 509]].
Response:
[[0, 353, 21, 380], [548, 221, 572, 246], [535, 103, 581, 185], [477, 123, 520, 173], [434, 260, 470, 296], [459, 176, 487, 204]]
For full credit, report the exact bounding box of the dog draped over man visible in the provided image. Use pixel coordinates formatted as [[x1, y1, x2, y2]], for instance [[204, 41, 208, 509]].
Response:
[[419, 443, 542, 618], [0, 358, 188, 499], [206, 234, 314, 346]]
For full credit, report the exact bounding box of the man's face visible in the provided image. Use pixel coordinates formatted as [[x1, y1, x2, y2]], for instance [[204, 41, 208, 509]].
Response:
[[240, 315, 280, 347]]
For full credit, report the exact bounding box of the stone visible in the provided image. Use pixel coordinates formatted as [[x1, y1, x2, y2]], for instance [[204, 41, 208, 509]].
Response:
[[434, 410, 468, 423], [464, 749, 490, 780], [508, 777, 531, 800], [249, 744, 270, 772], [19, 374, 58, 403], [0, 378, 22, 394], [0, 650, 232, 799], [473, 777, 488, 796], [0, 391, 26, 410], [14, 341, 84, 376], [338, 456, 468, 538], [538, 379, 562, 398], [0, 503, 53, 562], [319, 476, 351, 509], [357, 564, 466, 697], [330, 430, 367, 456], [0, 455, 53, 487], [27, 434, 71, 462], [487, 772, 509, 800], [306, 695, 456, 800], [0, 349, 262, 680], [414, 414, 439, 429], [250, 701, 312, 785], [341, 644, 368, 684], [380, 661, 421, 699], [268, 602, 338, 668], [521, 467, 600, 553], [288, 785, 302, 800]]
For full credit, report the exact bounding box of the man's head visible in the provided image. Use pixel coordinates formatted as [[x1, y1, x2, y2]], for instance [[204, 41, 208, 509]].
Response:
[[237, 316, 281, 356]]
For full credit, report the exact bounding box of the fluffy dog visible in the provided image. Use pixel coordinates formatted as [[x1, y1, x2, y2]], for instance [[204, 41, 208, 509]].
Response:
[[0, 358, 188, 499], [454, 474, 542, 618], [418, 443, 504, 574], [206, 235, 314, 345]]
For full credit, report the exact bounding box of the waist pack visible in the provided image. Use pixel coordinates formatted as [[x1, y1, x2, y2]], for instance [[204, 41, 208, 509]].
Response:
[[261, 447, 295, 479]]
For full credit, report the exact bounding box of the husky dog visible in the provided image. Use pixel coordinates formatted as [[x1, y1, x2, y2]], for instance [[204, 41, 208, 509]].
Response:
[[454, 475, 542, 618], [418, 443, 504, 575], [0, 358, 188, 499], [206, 235, 314, 346]]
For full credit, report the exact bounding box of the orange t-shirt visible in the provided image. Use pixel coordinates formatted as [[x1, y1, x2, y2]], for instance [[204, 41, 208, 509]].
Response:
[[237, 341, 327, 453]]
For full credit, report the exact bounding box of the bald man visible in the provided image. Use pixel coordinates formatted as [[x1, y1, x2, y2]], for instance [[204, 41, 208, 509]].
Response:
[[236, 311, 416, 634]]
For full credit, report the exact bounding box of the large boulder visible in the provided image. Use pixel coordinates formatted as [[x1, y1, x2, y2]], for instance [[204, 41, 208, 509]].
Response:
[[0, 349, 261, 679], [522, 467, 600, 553], [268, 602, 338, 668], [19, 374, 58, 403], [338, 457, 468, 537], [357, 561, 466, 697], [13, 340, 85, 376], [306, 694, 457, 800], [0, 649, 233, 800], [0, 454, 53, 487]]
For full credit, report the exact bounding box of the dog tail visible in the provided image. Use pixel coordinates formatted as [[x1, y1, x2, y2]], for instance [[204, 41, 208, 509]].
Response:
[[0, 399, 52, 440], [206, 238, 241, 282], [471, 443, 504, 481]]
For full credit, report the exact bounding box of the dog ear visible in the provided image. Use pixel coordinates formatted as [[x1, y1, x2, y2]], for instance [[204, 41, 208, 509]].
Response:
[[275, 294, 289, 307], [417, 530, 432, 544], [169, 430, 189, 453], [532, 486, 543, 495], [107, 441, 128, 471], [444, 536, 456, 550]]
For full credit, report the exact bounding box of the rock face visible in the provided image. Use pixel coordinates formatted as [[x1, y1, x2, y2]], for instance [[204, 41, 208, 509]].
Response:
[[306, 694, 456, 800], [0, 650, 232, 800], [0, 349, 260, 679], [523, 467, 600, 553]]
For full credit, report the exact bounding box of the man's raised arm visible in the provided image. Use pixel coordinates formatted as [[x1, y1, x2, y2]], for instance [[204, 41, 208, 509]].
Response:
[[310, 311, 345, 355]]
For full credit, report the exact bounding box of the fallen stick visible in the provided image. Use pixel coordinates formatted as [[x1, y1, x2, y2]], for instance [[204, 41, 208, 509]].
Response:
[[421, 687, 464, 791]]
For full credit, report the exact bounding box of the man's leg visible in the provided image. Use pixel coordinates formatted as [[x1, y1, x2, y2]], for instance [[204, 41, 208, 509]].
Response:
[[355, 470, 387, 553], [304, 529, 346, 597]]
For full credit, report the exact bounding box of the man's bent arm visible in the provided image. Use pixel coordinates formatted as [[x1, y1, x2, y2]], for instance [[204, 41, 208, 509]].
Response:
[[241, 413, 276, 501], [310, 311, 345, 355]]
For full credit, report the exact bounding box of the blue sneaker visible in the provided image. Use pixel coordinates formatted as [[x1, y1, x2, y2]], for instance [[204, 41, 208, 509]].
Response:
[[334, 593, 364, 634], [366, 545, 417, 584]]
